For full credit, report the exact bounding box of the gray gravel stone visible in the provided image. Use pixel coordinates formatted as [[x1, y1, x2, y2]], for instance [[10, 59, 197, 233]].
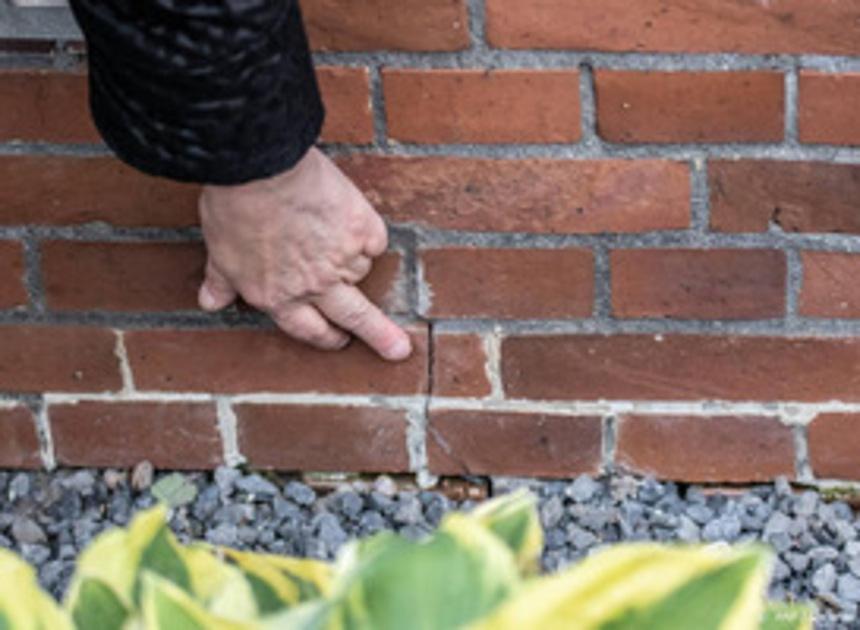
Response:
[[8, 473, 29, 500], [566, 475, 601, 503], [214, 467, 241, 496], [12, 517, 46, 545], [813, 563, 838, 594], [284, 482, 316, 506], [235, 475, 279, 500], [540, 496, 565, 529], [838, 574, 860, 603]]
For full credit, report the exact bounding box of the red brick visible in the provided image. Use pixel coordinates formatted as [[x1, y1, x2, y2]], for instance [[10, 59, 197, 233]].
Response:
[[422, 248, 594, 318], [596, 71, 784, 144], [427, 410, 602, 477], [51, 402, 221, 469], [616, 415, 795, 482], [800, 252, 860, 318], [611, 249, 786, 320], [0, 69, 98, 143], [237, 404, 409, 472], [710, 161, 860, 234], [384, 69, 580, 144], [125, 326, 428, 395], [303, 0, 469, 51], [43, 242, 205, 312], [799, 72, 860, 145], [0, 156, 199, 228], [0, 407, 41, 468], [432, 334, 492, 398], [338, 155, 690, 233], [0, 241, 27, 309], [317, 66, 374, 144], [808, 414, 860, 479], [0, 326, 120, 393], [486, 0, 860, 55], [502, 335, 860, 402]]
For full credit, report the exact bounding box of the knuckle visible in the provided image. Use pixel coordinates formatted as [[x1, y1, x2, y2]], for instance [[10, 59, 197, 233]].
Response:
[[338, 300, 372, 330]]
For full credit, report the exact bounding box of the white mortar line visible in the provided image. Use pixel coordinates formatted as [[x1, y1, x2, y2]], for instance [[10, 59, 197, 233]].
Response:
[[113, 329, 136, 394], [215, 397, 245, 468], [35, 402, 55, 470], [415, 251, 432, 317], [404, 402, 436, 489], [0, 399, 23, 409], [482, 328, 505, 400], [37, 391, 427, 408]]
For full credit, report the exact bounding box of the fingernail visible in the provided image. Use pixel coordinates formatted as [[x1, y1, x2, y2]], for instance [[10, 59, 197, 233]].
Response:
[[386, 336, 412, 361], [199, 286, 217, 311]]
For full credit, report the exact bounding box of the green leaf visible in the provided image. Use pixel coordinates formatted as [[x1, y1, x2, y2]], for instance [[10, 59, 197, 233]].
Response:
[[70, 579, 128, 630], [469, 490, 543, 575], [0, 611, 9, 630], [760, 603, 813, 630], [132, 525, 191, 605], [599, 553, 761, 630], [151, 474, 198, 508]]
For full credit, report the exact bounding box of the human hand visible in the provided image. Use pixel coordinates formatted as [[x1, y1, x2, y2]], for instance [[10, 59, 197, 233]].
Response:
[[197, 147, 412, 362]]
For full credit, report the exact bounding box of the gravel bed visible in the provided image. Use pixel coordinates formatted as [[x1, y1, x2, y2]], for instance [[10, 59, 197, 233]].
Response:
[[0, 468, 856, 628]]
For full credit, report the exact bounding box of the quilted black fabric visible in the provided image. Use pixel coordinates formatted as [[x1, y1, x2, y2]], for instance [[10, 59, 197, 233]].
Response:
[[69, 0, 324, 185]]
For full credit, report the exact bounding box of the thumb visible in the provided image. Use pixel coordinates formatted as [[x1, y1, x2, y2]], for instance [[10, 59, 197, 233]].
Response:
[[199, 261, 238, 312]]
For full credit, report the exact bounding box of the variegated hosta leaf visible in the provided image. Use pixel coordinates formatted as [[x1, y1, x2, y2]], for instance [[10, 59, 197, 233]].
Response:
[[140, 572, 254, 630], [467, 490, 543, 576], [151, 473, 198, 509], [218, 548, 332, 615], [470, 544, 772, 630], [0, 548, 74, 630]]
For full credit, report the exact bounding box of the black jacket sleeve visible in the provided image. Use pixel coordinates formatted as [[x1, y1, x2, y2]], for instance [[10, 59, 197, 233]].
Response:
[[68, 0, 324, 185]]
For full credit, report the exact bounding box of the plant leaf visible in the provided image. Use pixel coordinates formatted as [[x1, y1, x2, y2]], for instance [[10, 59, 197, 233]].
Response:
[[151, 473, 198, 508]]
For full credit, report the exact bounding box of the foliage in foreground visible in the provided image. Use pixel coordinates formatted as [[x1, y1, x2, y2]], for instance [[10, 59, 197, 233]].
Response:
[[0, 490, 812, 629]]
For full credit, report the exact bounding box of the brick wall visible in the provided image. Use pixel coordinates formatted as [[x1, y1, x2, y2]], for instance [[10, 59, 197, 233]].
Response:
[[2, 0, 860, 486]]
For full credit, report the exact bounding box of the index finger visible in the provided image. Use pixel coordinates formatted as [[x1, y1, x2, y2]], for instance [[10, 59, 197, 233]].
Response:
[[314, 284, 412, 362]]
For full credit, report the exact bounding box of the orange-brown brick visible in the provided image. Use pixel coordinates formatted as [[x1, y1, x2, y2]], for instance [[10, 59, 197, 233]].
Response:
[[0, 407, 41, 468], [486, 0, 860, 55], [0, 241, 27, 309], [616, 415, 795, 482], [42, 242, 205, 312], [710, 161, 860, 234], [422, 248, 594, 319], [51, 402, 222, 469], [808, 414, 860, 479], [0, 326, 120, 393], [0, 156, 199, 228], [384, 69, 580, 144], [237, 405, 410, 472], [800, 252, 860, 318], [502, 335, 860, 402], [303, 0, 469, 51], [596, 71, 784, 143], [611, 249, 786, 319], [428, 410, 602, 477], [317, 67, 374, 144], [338, 156, 690, 233], [799, 72, 860, 145], [432, 334, 492, 398], [124, 326, 428, 395], [0, 69, 98, 143]]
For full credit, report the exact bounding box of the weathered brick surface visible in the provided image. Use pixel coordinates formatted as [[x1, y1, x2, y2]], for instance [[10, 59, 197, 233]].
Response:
[[338, 156, 690, 233], [422, 248, 594, 319], [616, 415, 795, 482], [0, 156, 199, 228], [432, 334, 492, 398], [428, 410, 602, 477], [0, 241, 27, 309], [486, 0, 860, 55], [317, 66, 374, 144], [799, 72, 860, 145], [610, 249, 786, 320], [0, 326, 120, 393], [0, 407, 41, 468], [710, 161, 860, 234], [800, 252, 860, 318], [502, 335, 860, 402], [42, 242, 205, 312], [125, 327, 428, 395], [0, 69, 98, 143], [303, 0, 469, 51], [596, 71, 784, 143], [51, 402, 222, 469], [384, 70, 580, 144], [237, 404, 410, 472], [808, 414, 860, 480]]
